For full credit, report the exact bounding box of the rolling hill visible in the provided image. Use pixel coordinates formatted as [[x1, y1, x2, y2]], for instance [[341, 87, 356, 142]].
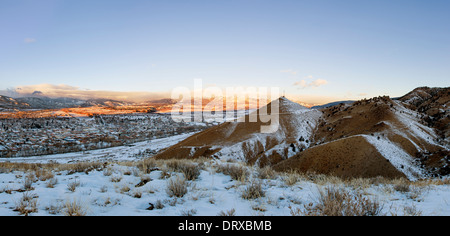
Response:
[[155, 87, 449, 180]]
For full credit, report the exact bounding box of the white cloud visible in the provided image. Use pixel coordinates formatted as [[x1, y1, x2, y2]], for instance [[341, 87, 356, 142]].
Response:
[[293, 80, 308, 88], [310, 79, 328, 87], [293, 76, 328, 89], [24, 38, 37, 43], [11, 84, 170, 102]]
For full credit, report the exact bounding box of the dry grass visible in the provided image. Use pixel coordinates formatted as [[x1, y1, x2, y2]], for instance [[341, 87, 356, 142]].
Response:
[[110, 175, 123, 183], [137, 158, 160, 174], [155, 200, 165, 209], [67, 179, 81, 192], [403, 204, 422, 216], [217, 163, 249, 181], [2, 158, 450, 216], [166, 176, 188, 198], [135, 175, 152, 187], [119, 184, 131, 194], [241, 179, 265, 200], [22, 174, 35, 191], [179, 163, 201, 181], [257, 166, 277, 180], [14, 192, 38, 216], [131, 189, 142, 198], [296, 187, 384, 216], [46, 177, 58, 188], [164, 159, 202, 181], [282, 171, 301, 186], [60, 162, 105, 174], [217, 208, 236, 216], [0, 161, 105, 175], [63, 199, 87, 216], [34, 169, 55, 181], [180, 209, 197, 216]]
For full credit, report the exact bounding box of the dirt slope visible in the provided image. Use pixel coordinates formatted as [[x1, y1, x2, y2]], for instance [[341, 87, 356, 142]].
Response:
[[275, 95, 447, 179], [398, 87, 449, 147], [154, 97, 322, 166], [273, 136, 406, 179], [154, 89, 449, 180]]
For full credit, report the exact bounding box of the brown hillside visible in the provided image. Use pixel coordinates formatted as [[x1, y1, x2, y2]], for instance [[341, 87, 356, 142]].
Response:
[[398, 87, 449, 146], [154, 89, 448, 179], [273, 136, 406, 179], [153, 97, 322, 165], [314, 96, 441, 153], [278, 95, 447, 179]]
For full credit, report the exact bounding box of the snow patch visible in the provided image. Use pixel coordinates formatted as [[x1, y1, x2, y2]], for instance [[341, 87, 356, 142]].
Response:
[[364, 135, 426, 180]]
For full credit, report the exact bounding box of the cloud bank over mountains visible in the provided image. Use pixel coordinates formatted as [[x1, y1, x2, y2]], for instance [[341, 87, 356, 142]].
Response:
[[0, 83, 340, 107], [0, 84, 170, 103]]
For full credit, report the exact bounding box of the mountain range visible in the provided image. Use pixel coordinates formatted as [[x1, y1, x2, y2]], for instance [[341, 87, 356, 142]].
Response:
[[0, 95, 135, 110]]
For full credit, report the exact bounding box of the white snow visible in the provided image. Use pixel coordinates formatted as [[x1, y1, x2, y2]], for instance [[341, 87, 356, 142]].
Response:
[[0, 132, 195, 164], [1, 159, 450, 216], [213, 99, 322, 162], [1, 97, 449, 216], [393, 100, 440, 146], [364, 135, 426, 180]]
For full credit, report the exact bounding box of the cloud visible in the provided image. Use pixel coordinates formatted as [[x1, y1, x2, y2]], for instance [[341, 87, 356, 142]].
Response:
[[24, 38, 37, 43], [280, 69, 298, 75], [357, 93, 368, 96], [310, 79, 328, 87], [293, 80, 308, 88], [293, 76, 328, 89], [9, 84, 170, 103]]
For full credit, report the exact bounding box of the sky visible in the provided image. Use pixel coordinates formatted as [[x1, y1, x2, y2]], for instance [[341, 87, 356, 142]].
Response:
[[0, 0, 449, 104]]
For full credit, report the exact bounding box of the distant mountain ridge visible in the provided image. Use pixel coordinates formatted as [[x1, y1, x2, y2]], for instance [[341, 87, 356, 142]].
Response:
[[0, 95, 30, 109], [0, 95, 133, 110], [311, 100, 355, 109]]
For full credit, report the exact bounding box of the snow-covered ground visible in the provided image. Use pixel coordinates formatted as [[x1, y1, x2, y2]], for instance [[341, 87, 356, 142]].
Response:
[[0, 108, 449, 216], [1, 152, 450, 216], [0, 132, 195, 164]]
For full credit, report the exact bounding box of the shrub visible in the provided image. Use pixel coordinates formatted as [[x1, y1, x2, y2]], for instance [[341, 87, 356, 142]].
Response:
[[179, 163, 201, 181], [155, 200, 165, 209], [242, 179, 265, 200], [282, 171, 300, 186], [61, 162, 104, 174], [22, 174, 35, 191], [14, 192, 38, 216], [217, 164, 249, 181], [180, 209, 197, 216], [217, 208, 236, 216], [300, 187, 384, 216], [110, 175, 123, 183], [46, 177, 58, 188], [138, 158, 159, 174], [165, 160, 201, 181], [257, 166, 277, 180], [67, 179, 81, 192], [166, 176, 188, 198], [64, 199, 87, 216]]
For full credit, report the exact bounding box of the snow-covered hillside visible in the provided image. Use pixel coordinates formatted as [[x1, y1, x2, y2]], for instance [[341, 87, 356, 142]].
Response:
[[1, 151, 450, 216]]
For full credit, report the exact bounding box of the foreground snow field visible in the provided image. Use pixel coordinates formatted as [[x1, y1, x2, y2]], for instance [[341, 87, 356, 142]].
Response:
[[1, 160, 450, 216], [1, 134, 450, 216]]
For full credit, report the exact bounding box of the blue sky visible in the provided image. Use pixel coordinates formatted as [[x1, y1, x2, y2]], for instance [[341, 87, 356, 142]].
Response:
[[0, 0, 449, 103]]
